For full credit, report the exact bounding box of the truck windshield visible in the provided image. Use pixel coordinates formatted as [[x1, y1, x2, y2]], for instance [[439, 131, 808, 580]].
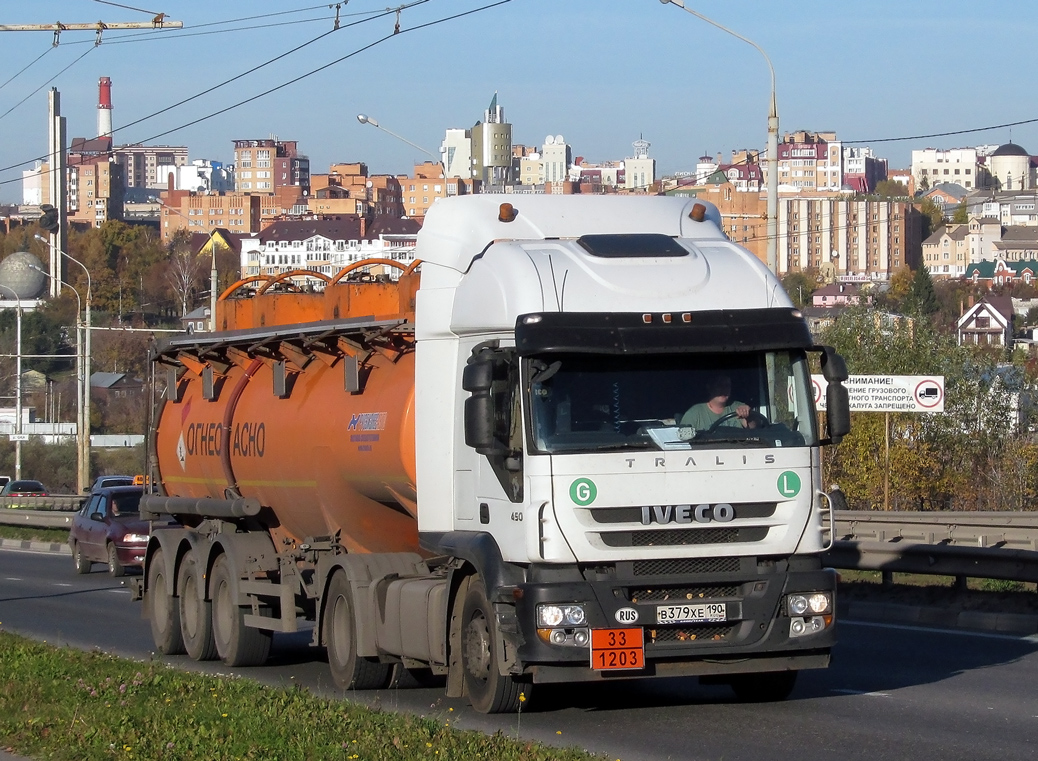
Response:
[[527, 350, 818, 453]]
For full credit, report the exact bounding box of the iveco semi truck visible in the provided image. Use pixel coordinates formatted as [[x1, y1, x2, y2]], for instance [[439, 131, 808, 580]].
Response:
[[135, 195, 851, 712]]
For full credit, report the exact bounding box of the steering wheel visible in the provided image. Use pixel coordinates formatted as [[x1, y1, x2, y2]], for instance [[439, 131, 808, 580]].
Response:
[[747, 410, 771, 428], [707, 411, 742, 433]]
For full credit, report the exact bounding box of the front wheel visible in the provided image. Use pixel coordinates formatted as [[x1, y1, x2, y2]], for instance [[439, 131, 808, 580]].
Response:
[[461, 577, 527, 714], [107, 543, 124, 578], [730, 671, 798, 702], [147, 549, 185, 655], [210, 555, 271, 667], [71, 541, 91, 574], [324, 571, 391, 690]]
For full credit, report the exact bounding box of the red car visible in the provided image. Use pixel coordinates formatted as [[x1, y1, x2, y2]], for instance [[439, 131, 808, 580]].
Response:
[[68, 486, 149, 577]]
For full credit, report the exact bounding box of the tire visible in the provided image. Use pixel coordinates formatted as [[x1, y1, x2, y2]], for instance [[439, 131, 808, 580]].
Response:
[[71, 541, 91, 574], [107, 543, 125, 577], [178, 550, 217, 661], [324, 571, 392, 690], [730, 671, 798, 702], [210, 554, 271, 667], [461, 576, 526, 713], [147, 549, 185, 655]]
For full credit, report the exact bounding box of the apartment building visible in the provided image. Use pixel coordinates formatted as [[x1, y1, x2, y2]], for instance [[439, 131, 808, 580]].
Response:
[[397, 162, 447, 219], [158, 188, 261, 242], [921, 224, 970, 277], [310, 163, 403, 219], [238, 216, 420, 281], [113, 144, 188, 190], [911, 147, 981, 191], [68, 159, 124, 228], [773, 131, 843, 192], [842, 146, 887, 194], [233, 138, 310, 196]]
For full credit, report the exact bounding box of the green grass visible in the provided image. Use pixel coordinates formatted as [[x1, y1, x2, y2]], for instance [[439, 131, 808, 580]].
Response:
[[0, 631, 604, 761], [0, 525, 69, 544]]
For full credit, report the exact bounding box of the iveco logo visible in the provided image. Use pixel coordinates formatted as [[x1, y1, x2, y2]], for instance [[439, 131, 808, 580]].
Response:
[[640, 504, 735, 525]]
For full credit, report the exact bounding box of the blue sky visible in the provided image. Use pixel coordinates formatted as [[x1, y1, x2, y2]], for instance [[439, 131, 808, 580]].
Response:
[[1, 0, 1037, 203]]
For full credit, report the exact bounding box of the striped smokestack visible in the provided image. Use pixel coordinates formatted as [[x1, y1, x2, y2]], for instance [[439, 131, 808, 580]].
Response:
[[97, 76, 113, 139]]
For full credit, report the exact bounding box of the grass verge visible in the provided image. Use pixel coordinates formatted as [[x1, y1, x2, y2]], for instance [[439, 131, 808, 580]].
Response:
[[0, 525, 69, 544], [0, 631, 603, 761]]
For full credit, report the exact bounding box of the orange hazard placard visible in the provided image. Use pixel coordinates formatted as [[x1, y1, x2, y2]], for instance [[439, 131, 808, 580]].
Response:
[[590, 628, 645, 671]]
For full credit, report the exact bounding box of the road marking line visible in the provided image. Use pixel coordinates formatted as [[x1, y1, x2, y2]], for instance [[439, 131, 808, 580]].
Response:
[[53, 583, 71, 587], [4, 577, 22, 581], [842, 618, 1038, 644], [831, 688, 891, 698]]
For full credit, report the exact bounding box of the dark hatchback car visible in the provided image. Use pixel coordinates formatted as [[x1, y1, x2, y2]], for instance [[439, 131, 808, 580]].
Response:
[[1, 480, 48, 497], [68, 486, 149, 577]]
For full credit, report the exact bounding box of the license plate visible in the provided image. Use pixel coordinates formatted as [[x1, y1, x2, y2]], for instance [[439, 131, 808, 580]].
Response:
[[590, 628, 645, 671], [656, 603, 726, 624]]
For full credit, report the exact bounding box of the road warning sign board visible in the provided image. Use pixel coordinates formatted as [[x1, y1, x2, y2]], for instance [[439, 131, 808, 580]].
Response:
[[812, 374, 944, 413]]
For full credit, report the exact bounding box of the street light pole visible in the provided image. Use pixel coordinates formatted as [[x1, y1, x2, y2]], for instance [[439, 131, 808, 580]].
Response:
[[0, 285, 23, 479], [356, 114, 438, 160], [659, 0, 779, 274], [35, 234, 91, 490]]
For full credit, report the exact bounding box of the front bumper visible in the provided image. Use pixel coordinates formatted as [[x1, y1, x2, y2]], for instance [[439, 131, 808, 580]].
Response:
[[511, 556, 836, 682]]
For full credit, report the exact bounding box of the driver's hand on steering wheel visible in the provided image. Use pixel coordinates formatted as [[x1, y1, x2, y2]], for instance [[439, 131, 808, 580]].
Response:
[[734, 404, 756, 428]]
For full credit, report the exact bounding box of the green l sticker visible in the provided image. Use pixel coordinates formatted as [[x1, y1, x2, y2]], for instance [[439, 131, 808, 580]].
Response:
[[570, 478, 597, 506], [777, 471, 801, 498]]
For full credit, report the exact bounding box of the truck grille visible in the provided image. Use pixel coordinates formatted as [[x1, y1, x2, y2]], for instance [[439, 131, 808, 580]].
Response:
[[649, 625, 735, 644], [601, 526, 768, 548], [627, 585, 739, 602], [633, 558, 741, 576]]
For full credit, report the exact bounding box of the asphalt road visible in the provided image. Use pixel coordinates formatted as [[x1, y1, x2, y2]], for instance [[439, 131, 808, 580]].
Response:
[[1, 546, 1036, 761]]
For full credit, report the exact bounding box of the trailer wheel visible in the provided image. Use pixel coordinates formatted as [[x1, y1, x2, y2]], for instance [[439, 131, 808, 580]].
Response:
[[107, 543, 125, 577], [325, 571, 391, 690], [147, 549, 184, 655], [461, 577, 525, 714], [71, 541, 91, 574], [178, 550, 216, 661], [210, 554, 271, 667], [730, 671, 798, 702]]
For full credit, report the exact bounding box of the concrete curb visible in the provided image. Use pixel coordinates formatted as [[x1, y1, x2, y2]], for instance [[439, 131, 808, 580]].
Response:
[[0, 538, 70, 555]]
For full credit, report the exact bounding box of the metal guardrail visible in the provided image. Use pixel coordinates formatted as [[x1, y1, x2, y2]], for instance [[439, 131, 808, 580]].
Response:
[[827, 510, 1038, 584], [0, 495, 83, 530], [1, 502, 1037, 582], [0, 495, 85, 512]]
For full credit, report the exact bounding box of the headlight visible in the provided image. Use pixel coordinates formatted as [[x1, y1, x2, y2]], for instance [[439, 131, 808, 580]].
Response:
[[536, 603, 587, 628], [123, 533, 148, 543], [786, 592, 831, 616]]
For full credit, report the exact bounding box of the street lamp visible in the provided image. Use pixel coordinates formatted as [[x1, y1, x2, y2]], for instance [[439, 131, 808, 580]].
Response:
[[658, 0, 779, 274], [34, 234, 91, 492], [0, 284, 24, 479], [357, 113, 438, 160]]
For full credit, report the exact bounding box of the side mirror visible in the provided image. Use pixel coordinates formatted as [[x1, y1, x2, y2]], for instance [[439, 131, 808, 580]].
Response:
[[825, 382, 851, 444], [90, 512, 104, 522], [817, 345, 848, 383]]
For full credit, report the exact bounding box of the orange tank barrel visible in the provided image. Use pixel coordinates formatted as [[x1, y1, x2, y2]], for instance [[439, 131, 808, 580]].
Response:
[[153, 262, 421, 553]]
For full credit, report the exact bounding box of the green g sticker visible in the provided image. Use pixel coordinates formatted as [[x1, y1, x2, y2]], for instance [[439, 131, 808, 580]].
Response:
[[570, 478, 597, 506], [777, 471, 802, 498]]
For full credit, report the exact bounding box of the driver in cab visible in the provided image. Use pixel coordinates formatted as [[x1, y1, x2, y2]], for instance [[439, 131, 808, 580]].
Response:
[[680, 374, 757, 430]]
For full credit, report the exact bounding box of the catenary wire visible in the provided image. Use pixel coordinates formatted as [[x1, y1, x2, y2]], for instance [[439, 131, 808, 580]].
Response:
[[0, 46, 54, 93], [0, 1, 506, 187], [0, 45, 95, 123]]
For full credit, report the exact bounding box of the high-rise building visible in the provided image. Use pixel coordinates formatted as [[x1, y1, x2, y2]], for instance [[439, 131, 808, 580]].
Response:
[[772, 131, 843, 192], [624, 138, 655, 191], [233, 138, 310, 196], [114, 144, 189, 190], [470, 93, 512, 186]]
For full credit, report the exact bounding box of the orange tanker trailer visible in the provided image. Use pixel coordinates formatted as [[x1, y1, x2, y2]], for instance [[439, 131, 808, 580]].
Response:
[[152, 261, 420, 556]]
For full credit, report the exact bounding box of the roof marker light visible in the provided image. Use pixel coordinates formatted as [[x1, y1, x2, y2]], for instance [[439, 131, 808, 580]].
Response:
[[662, 313, 672, 324], [642, 314, 652, 323], [523, 314, 542, 324], [681, 313, 692, 323], [499, 203, 518, 222], [690, 203, 707, 222]]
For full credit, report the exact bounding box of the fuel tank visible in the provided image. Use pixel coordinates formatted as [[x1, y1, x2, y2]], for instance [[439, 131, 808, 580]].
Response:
[[152, 265, 421, 554]]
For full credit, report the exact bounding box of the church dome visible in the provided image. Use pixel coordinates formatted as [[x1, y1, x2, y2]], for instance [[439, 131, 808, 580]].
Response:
[[991, 142, 1029, 157]]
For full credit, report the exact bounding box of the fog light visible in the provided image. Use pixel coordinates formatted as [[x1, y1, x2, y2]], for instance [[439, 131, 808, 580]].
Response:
[[573, 629, 589, 646], [790, 618, 806, 636], [549, 629, 567, 645]]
